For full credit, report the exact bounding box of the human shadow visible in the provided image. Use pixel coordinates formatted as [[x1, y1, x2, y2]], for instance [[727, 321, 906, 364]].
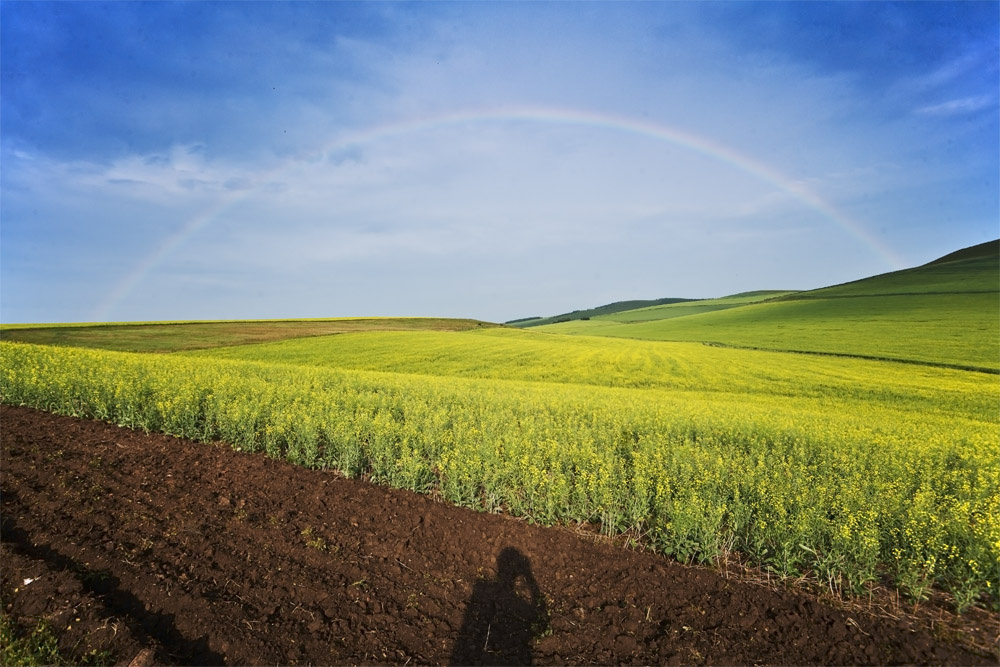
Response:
[[451, 547, 548, 666]]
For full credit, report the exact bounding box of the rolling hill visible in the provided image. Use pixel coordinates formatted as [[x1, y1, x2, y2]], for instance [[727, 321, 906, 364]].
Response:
[[537, 240, 999, 371], [0, 318, 495, 353], [508, 297, 697, 328]]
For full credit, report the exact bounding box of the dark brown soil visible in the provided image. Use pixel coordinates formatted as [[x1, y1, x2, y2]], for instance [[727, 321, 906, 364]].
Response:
[[1, 405, 995, 665]]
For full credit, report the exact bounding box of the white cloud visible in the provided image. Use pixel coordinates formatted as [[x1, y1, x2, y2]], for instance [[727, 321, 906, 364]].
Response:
[[5, 4, 994, 323], [915, 95, 994, 116], [909, 49, 992, 92]]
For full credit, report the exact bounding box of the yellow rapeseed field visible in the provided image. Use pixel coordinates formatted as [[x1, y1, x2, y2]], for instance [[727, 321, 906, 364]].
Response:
[[2, 334, 997, 610]]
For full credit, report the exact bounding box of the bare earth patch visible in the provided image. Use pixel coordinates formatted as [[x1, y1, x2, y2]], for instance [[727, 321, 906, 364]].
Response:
[[1, 405, 995, 665]]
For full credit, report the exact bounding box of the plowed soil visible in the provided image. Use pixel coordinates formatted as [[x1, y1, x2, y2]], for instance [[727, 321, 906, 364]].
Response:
[[2, 405, 995, 665]]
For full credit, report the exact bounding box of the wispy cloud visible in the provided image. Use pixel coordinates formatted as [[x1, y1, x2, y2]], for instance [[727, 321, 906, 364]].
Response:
[[915, 95, 995, 116], [910, 48, 994, 92], [2, 2, 997, 323]]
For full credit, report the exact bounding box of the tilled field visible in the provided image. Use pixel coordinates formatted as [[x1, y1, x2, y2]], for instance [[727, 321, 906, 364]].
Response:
[[1, 405, 995, 665]]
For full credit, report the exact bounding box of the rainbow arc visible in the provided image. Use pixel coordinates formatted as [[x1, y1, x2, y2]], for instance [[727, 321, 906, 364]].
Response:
[[93, 106, 905, 320]]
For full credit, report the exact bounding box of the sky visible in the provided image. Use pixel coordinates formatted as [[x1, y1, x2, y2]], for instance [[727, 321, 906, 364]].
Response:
[[2, 1, 997, 324]]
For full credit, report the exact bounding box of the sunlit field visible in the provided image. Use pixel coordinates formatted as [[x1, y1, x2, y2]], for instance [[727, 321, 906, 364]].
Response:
[[539, 248, 999, 372], [542, 292, 998, 371], [0, 317, 491, 353], [3, 322, 997, 610]]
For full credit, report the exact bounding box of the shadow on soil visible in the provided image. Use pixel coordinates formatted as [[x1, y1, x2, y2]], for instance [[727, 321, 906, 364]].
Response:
[[0, 510, 223, 666], [451, 547, 549, 666]]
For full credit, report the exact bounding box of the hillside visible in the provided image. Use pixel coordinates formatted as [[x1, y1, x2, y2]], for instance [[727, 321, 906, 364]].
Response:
[[552, 291, 795, 328], [923, 239, 999, 266], [510, 297, 696, 328], [0, 318, 495, 353], [782, 238, 998, 299], [538, 240, 999, 371]]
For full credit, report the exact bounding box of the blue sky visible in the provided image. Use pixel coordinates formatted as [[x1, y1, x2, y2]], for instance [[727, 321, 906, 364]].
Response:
[[2, 1, 997, 323]]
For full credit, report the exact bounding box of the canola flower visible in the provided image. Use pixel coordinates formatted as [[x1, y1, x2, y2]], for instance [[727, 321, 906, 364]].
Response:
[[2, 339, 997, 610]]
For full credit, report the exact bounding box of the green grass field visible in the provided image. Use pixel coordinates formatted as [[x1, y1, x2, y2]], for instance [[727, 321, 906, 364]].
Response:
[[511, 297, 698, 328], [0, 317, 493, 353], [585, 291, 796, 323], [1, 240, 997, 610], [800, 241, 998, 298], [538, 244, 999, 372], [542, 292, 998, 371]]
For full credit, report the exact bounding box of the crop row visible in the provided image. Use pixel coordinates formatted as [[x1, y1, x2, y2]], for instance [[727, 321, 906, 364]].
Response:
[[2, 341, 997, 610]]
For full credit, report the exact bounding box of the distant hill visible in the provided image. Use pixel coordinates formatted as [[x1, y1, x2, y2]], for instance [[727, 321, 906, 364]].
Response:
[[779, 239, 998, 300], [535, 240, 999, 372], [722, 290, 793, 299], [568, 291, 796, 326], [923, 239, 999, 266], [511, 297, 697, 328]]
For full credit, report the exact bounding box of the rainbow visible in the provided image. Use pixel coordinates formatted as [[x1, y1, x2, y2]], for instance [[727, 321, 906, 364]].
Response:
[[92, 106, 907, 319]]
